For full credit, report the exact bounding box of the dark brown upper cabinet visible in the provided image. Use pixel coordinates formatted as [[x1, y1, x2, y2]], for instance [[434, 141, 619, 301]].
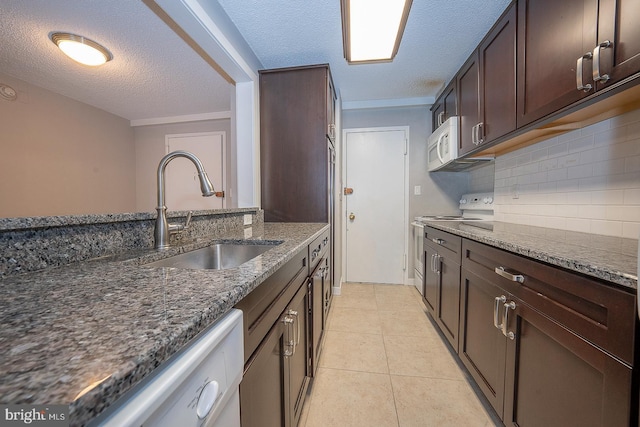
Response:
[[260, 64, 336, 223], [517, 0, 598, 127], [517, 0, 640, 128], [595, 0, 640, 90], [431, 81, 457, 131], [457, 2, 517, 156]]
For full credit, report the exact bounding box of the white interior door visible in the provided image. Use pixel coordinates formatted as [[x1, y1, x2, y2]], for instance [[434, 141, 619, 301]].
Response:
[[344, 128, 407, 285], [165, 132, 225, 210]]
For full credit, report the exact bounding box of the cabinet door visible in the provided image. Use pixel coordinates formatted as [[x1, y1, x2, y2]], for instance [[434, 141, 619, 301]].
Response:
[[322, 257, 331, 324], [240, 320, 288, 427], [435, 254, 461, 352], [310, 263, 324, 376], [326, 70, 336, 141], [503, 299, 633, 427], [287, 282, 310, 427], [457, 53, 480, 156], [432, 81, 457, 130], [479, 3, 516, 144], [443, 82, 457, 122], [431, 100, 444, 131], [459, 268, 507, 417], [596, 0, 640, 89], [517, 0, 598, 127], [422, 242, 438, 316]]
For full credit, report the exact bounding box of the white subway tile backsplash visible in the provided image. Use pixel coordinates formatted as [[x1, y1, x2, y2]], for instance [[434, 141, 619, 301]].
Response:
[[564, 218, 591, 233], [623, 188, 640, 205], [591, 220, 623, 236], [567, 164, 593, 179], [568, 135, 595, 153], [581, 119, 610, 135], [605, 205, 640, 222], [566, 191, 592, 205], [622, 222, 640, 239], [490, 108, 640, 238], [591, 190, 624, 205], [625, 154, 640, 173]]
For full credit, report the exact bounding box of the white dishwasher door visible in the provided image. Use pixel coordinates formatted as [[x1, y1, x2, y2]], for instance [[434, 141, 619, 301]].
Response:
[[97, 309, 243, 427]]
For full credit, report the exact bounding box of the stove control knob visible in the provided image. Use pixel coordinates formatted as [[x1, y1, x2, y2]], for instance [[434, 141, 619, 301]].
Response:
[[460, 198, 467, 205], [483, 197, 493, 204]]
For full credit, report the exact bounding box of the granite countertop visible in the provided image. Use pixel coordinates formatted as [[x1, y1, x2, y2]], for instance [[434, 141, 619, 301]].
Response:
[[0, 222, 328, 426], [422, 220, 638, 291]]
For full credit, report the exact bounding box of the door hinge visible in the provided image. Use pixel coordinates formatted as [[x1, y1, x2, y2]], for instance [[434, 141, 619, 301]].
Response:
[[404, 139, 408, 155]]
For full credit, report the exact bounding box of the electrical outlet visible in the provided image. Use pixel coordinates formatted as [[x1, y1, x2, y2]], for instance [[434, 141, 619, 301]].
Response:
[[414, 185, 421, 196], [243, 214, 252, 226]]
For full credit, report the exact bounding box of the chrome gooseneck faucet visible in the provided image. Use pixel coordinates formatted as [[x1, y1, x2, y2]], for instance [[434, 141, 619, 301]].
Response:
[[155, 150, 215, 249]]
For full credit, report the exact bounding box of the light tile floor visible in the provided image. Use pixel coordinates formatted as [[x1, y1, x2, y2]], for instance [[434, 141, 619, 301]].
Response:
[[299, 282, 498, 427]]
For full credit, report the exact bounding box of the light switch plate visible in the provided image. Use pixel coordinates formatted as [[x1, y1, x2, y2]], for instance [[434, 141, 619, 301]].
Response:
[[243, 214, 252, 226], [414, 185, 421, 196]]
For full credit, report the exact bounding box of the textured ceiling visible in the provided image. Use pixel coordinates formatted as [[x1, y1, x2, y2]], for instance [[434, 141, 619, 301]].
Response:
[[0, 0, 512, 120], [0, 0, 232, 121], [218, 0, 512, 104]]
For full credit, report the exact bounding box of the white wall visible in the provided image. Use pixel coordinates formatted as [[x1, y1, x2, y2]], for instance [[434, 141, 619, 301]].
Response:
[[493, 107, 640, 239], [133, 120, 234, 212], [342, 106, 470, 219], [0, 73, 136, 218], [342, 106, 470, 281]]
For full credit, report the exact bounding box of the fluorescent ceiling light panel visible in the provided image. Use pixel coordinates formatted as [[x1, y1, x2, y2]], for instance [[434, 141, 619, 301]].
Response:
[[342, 0, 412, 63]]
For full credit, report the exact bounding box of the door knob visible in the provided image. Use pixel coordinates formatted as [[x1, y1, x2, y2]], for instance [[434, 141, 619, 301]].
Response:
[[348, 213, 355, 221]]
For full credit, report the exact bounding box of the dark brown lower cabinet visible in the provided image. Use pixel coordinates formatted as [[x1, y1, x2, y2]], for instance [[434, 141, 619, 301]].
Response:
[[460, 239, 636, 426], [309, 261, 323, 375], [503, 299, 632, 427], [459, 269, 507, 416], [286, 282, 310, 426], [240, 318, 287, 427], [240, 279, 309, 427], [237, 247, 311, 427], [423, 227, 462, 351]]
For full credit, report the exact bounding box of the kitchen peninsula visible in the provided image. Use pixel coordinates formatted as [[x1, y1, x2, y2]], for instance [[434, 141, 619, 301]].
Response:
[[0, 208, 328, 426]]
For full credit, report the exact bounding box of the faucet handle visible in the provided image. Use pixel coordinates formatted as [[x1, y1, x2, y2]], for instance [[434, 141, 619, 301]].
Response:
[[184, 211, 193, 230], [168, 211, 194, 234]]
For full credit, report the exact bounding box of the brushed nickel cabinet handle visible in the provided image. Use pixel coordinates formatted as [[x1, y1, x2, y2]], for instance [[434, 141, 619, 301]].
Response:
[[576, 52, 593, 92], [495, 266, 525, 283], [593, 40, 612, 83], [431, 238, 445, 245], [476, 122, 484, 145], [494, 295, 507, 330], [282, 315, 294, 357], [502, 301, 516, 340]]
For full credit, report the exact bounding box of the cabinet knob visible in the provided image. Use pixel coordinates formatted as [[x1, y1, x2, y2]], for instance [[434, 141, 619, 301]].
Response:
[[348, 212, 355, 221]]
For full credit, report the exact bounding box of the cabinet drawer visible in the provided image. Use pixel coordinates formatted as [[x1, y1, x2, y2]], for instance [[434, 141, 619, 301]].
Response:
[[462, 239, 636, 364], [424, 227, 461, 260], [235, 249, 308, 363]]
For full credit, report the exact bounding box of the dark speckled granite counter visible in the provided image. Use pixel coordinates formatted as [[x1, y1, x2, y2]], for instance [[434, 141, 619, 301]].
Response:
[[0, 221, 328, 426], [423, 221, 638, 291]]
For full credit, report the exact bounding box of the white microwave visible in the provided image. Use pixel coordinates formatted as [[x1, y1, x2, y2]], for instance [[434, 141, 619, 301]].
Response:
[[427, 116, 459, 171]]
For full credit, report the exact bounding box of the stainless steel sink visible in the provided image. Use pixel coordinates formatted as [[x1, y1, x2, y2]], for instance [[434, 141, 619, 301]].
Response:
[[144, 242, 279, 270]]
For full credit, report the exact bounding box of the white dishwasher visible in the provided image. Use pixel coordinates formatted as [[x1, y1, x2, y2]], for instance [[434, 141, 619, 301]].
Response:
[[96, 309, 243, 427]]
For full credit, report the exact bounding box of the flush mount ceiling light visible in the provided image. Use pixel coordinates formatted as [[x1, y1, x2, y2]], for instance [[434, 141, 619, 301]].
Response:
[[341, 0, 413, 64], [49, 32, 113, 66]]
